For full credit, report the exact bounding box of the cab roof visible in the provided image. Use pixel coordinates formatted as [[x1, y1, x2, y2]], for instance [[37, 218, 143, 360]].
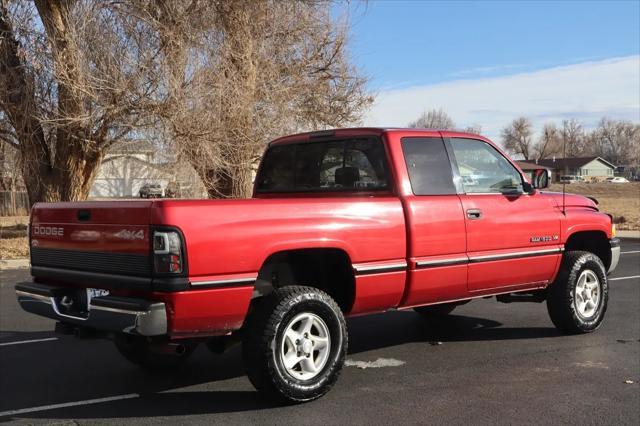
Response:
[[269, 127, 484, 146]]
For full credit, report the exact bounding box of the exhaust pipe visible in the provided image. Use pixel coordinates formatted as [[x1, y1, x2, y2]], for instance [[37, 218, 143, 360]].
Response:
[[150, 342, 186, 355], [174, 344, 186, 355]]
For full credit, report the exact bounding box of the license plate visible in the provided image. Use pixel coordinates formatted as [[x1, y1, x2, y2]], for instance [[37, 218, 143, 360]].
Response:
[[87, 288, 110, 301]]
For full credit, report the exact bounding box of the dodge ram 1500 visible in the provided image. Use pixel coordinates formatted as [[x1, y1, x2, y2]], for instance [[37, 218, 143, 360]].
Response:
[[16, 128, 619, 402]]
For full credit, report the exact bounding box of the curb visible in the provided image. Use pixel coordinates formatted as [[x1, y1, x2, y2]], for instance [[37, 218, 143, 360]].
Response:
[[617, 230, 640, 239], [0, 259, 29, 270]]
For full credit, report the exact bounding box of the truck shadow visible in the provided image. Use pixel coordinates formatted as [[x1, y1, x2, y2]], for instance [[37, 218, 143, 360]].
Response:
[[0, 312, 562, 420], [347, 310, 561, 354]]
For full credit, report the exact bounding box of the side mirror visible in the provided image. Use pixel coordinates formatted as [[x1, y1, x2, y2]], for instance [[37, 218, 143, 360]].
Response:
[[533, 169, 550, 189]]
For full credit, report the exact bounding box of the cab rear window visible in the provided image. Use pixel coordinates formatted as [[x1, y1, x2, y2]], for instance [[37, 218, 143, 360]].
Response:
[[256, 138, 390, 193]]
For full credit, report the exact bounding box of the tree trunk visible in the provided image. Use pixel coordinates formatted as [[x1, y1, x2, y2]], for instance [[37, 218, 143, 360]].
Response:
[[200, 2, 258, 200], [202, 162, 253, 199], [2, 1, 106, 206], [21, 141, 103, 205]]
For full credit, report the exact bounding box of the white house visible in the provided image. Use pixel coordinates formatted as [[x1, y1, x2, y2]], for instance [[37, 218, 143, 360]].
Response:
[[90, 140, 206, 198], [533, 157, 616, 182]]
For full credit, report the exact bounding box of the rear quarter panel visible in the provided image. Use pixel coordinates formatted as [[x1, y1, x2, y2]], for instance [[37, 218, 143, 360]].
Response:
[[152, 197, 406, 277]]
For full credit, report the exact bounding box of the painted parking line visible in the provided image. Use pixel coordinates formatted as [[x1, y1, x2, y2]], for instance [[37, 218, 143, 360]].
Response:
[[609, 275, 640, 282], [0, 394, 140, 418], [621, 250, 640, 254], [0, 337, 58, 347]]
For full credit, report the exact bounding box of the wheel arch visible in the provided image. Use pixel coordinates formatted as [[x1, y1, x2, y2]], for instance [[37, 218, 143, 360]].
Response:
[[564, 230, 611, 271], [254, 247, 356, 313]]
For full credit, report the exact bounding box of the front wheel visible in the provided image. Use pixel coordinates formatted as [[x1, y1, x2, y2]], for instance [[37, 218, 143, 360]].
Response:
[[242, 286, 347, 402], [546, 251, 608, 334]]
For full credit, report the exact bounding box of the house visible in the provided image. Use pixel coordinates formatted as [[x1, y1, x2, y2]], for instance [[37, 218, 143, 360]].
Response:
[[523, 157, 616, 183], [90, 140, 206, 198]]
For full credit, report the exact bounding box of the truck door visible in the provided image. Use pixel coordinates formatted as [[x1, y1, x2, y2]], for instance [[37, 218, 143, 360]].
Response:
[[447, 137, 562, 292], [397, 135, 468, 306]]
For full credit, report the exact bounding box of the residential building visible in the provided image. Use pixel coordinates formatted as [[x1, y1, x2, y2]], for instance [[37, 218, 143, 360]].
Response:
[[90, 140, 206, 198], [527, 157, 616, 183]]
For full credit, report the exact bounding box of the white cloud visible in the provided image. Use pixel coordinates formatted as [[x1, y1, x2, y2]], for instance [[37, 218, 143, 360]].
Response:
[[364, 56, 640, 143]]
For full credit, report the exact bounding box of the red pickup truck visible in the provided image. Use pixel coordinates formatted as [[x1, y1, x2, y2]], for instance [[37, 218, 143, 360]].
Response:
[[16, 128, 620, 402]]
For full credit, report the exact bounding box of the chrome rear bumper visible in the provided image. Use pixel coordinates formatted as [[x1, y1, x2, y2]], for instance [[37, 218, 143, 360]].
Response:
[[15, 282, 167, 336]]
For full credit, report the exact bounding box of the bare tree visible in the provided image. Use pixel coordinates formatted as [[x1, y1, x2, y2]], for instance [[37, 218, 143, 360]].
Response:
[[587, 118, 640, 166], [0, 0, 158, 205], [125, 0, 372, 199], [560, 119, 585, 158], [535, 123, 562, 160], [501, 117, 534, 160], [408, 108, 455, 130], [464, 124, 482, 135], [0, 131, 22, 190], [3, 0, 371, 202]]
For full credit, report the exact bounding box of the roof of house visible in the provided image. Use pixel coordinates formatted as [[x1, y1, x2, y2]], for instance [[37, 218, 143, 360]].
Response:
[[515, 161, 550, 170], [534, 157, 616, 169]]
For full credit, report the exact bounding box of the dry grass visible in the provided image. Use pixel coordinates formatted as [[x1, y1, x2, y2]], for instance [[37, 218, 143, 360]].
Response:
[[0, 237, 29, 259], [0, 216, 29, 259], [549, 183, 640, 230], [0, 216, 29, 227]]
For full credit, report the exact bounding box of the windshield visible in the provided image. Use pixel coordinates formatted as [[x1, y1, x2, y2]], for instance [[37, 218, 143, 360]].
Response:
[[256, 137, 390, 193]]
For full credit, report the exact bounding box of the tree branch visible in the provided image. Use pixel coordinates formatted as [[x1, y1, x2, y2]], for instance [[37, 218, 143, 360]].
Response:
[[0, 1, 51, 164], [0, 133, 19, 148]]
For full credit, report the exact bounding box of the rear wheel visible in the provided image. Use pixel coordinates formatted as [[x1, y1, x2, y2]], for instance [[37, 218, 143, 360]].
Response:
[[242, 286, 347, 402], [414, 302, 458, 317], [114, 335, 197, 370], [546, 251, 608, 334]]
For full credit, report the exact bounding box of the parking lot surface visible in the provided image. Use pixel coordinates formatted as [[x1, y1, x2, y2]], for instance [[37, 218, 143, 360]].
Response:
[[1, 239, 639, 425]]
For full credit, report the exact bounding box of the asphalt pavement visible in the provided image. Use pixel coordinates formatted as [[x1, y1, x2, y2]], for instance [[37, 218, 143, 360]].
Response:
[[1, 239, 639, 425]]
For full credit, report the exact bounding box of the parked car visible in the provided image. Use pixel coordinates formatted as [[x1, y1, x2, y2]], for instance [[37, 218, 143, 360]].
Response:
[[606, 177, 629, 183], [16, 128, 619, 402], [139, 183, 164, 198], [560, 175, 584, 184]]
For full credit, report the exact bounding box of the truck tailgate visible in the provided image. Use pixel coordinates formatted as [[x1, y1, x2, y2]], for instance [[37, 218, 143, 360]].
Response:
[[30, 201, 153, 284]]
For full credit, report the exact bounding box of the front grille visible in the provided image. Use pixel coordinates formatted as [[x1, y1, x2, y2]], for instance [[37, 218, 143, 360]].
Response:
[[31, 247, 150, 277]]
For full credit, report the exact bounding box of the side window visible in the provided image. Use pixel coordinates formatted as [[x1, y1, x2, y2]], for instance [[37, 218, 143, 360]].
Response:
[[401, 137, 456, 195], [450, 138, 523, 194]]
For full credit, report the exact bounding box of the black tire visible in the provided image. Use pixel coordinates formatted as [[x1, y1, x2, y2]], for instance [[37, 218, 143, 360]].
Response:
[[242, 286, 347, 403], [114, 335, 197, 370], [414, 303, 458, 317], [546, 250, 608, 334]]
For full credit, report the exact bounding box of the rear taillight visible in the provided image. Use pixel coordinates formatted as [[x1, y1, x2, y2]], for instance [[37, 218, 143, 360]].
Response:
[[153, 230, 183, 274]]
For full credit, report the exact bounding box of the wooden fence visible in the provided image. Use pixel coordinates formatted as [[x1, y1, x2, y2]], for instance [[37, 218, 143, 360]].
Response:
[[0, 191, 29, 216]]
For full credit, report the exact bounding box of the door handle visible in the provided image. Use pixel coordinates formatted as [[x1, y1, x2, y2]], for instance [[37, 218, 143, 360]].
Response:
[[466, 209, 482, 220]]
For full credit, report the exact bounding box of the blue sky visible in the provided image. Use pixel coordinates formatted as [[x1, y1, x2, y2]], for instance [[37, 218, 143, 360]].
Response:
[[338, 1, 640, 139], [345, 0, 640, 89]]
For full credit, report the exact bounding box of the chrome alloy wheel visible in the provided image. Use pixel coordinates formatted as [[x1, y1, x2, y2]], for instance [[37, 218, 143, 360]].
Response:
[[574, 269, 601, 319], [280, 312, 331, 380]]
